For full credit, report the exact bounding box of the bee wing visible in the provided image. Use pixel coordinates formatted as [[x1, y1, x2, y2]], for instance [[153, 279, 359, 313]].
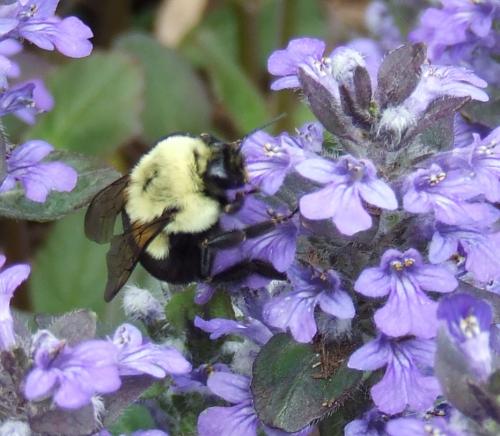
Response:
[[85, 175, 129, 244], [104, 208, 177, 302]]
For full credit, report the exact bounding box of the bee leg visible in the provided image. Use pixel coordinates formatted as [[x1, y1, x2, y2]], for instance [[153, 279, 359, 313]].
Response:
[[210, 259, 286, 282], [223, 189, 259, 215]]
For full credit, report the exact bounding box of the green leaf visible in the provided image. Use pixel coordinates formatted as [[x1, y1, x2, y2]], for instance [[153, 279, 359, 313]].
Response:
[[109, 404, 155, 435], [165, 286, 234, 334], [191, 29, 269, 134], [26, 52, 143, 155], [30, 210, 120, 318], [251, 334, 363, 432], [0, 150, 120, 222], [114, 33, 211, 143]]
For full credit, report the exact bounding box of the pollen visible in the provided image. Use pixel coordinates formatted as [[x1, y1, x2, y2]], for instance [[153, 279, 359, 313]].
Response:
[[312, 57, 333, 76], [263, 142, 280, 157], [460, 314, 481, 338], [423, 424, 444, 436], [390, 260, 404, 271], [403, 258, 415, 267], [427, 171, 446, 186], [477, 145, 493, 156]]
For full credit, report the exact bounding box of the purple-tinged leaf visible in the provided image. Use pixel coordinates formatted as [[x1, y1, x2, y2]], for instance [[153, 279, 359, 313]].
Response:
[[298, 68, 357, 140], [377, 43, 426, 108], [434, 329, 486, 421], [353, 66, 372, 111], [404, 96, 470, 145], [48, 310, 97, 346], [103, 375, 156, 427], [29, 404, 98, 436]]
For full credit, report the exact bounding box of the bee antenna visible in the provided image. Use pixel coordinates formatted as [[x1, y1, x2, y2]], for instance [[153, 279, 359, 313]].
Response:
[[230, 113, 287, 152], [242, 113, 287, 140]]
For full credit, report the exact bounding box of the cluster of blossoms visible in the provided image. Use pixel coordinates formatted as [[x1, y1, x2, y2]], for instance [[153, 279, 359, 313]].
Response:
[[183, 12, 500, 434], [0, 0, 94, 202], [411, 0, 500, 86], [0, 262, 189, 434]]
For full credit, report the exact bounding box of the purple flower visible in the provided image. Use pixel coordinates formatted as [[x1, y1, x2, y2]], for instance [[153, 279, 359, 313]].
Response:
[[453, 113, 491, 149], [410, 1, 498, 61], [429, 223, 500, 283], [241, 127, 314, 195], [13, 78, 54, 124], [292, 121, 324, 153], [344, 408, 388, 436], [355, 248, 457, 338], [297, 155, 397, 236], [0, 254, 30, 350], [112, 323, 191, 378], [437, 293, 493, 380], [348, 334, 441, 414], [0, 140, 77, 202], [170, 363, 230, 395], [402, 162, 498, 226], [0, 82, 34, 116], [454, 126, 500, 203], [0, 38, 22, 88], [213, 196, 298, 283], [386, 416, 462, 436], [197, 372, 259, 436], [1, 0, 93, 58], [194, 316, 273, 346], [24, 331, 121, 409], [267, 37, 326, 91], [404, 64, 488, 117], [198, 371, 311, 436], [263, 263, 355, 343]]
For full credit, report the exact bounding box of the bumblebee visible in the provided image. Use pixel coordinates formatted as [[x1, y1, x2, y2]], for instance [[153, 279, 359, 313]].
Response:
[[85, 133, 287, 301]]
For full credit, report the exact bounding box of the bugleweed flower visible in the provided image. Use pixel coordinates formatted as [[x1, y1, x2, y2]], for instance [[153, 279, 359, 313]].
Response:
[[171, 363, 230, 395], [402, 162, 498, 226], [453, 114, 491, 149], [0, 0, 93, 58], [24, 331, 121, 409], [112, 323, 191, 378], [263, 263, 354, 343], [13, 78, 54, 124], [0, 82, 34, 116], [404, 64, 488, 116], [241, 122, 322, 195], [0, 254, 30, 350], [0, 140, 77, 202], [213, 196, 298, 286], [297, 155, 397, 236], [348, 334, 441, 414], [194, 316, 273, 346], [386, 416, 462, 436], [267, 37, 327, 91], [344, 407, 387, 436], [453, 126, 500, 203], [355, 248, 457, 338], [197, 371, 311, 436], [429, 223, 500, 283], [437, 293, 493, 380], [410, 0, 499, 61], [0, 38, 21, 88]]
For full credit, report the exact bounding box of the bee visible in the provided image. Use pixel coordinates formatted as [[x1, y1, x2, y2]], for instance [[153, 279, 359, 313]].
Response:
[[85, 133, 287, 301]]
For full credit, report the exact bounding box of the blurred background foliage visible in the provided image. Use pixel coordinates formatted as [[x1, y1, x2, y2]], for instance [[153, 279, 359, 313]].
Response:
[[1, 0, 377, 323]]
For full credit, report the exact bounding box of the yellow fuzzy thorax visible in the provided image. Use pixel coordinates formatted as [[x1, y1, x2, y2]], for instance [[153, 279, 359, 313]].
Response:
[[124, 135, 221, 259]]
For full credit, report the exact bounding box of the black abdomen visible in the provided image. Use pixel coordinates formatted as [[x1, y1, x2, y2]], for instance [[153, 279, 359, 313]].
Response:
[[139, 231, 209, 283]]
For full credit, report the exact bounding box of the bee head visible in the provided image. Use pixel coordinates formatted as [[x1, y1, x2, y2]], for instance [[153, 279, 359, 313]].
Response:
[[201, 134, 247, 190]]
